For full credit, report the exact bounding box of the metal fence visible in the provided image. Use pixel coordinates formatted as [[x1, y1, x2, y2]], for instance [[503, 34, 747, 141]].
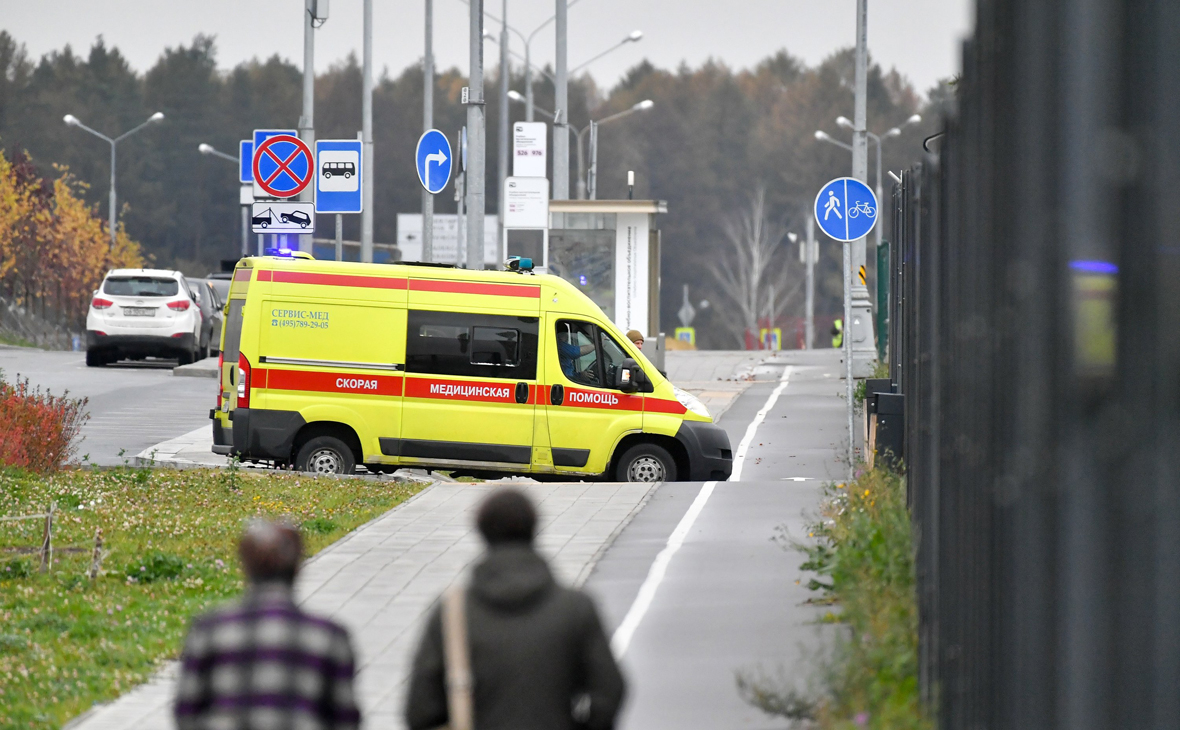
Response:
[[887, 0, 1180, 727]]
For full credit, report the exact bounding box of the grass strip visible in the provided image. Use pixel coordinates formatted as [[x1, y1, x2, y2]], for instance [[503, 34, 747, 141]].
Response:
[[0, 466, 423, 729], [739, 467, 929, 729]]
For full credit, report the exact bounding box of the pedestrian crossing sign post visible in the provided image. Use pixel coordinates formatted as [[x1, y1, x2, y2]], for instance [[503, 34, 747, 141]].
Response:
[[674, 327, 695, 345], [813, 176, 878, 242]]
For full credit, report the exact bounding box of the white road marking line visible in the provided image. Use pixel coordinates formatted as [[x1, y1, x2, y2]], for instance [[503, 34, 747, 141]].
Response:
[[611, 480, 717, 659], [609, 363, 795, 658], [729, 364, 793, 481]]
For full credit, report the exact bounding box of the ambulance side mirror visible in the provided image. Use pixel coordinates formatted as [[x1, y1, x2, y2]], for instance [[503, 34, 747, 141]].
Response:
[[615, 358, 643, 393]]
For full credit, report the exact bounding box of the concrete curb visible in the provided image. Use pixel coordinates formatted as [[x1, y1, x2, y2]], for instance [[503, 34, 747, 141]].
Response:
[[172, 359, 218, 378]]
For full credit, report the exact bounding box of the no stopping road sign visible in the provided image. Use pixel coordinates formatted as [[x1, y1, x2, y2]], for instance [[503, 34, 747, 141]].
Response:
[[252, 134, 314, 198]]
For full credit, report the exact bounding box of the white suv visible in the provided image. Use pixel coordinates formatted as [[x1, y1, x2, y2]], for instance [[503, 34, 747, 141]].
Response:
[[85, 269, 203, 367]]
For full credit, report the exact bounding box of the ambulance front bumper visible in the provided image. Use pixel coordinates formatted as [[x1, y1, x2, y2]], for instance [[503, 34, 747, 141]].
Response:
[[675, 420, 734, 481]]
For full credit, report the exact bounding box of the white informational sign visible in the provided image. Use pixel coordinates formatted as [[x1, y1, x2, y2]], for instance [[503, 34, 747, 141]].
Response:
[[614, 212, 652, 335], [251, 202, 315, 234], [239, 184, 254, 206], [396, 214, 499, 266], [513, 122, 548, 177], [503, 177, 550, 228]]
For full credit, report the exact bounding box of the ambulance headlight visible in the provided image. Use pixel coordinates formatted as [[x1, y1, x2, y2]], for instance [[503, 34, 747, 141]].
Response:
[[673, 385, 710, 419]]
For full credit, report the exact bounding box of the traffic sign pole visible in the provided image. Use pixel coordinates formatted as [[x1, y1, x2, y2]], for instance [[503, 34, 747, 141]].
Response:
[[843, 237, 855, 480]]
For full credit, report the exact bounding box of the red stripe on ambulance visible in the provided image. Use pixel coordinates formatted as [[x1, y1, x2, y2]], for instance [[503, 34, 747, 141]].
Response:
[[556, 386, 644, 412], [256, 368, 404, 396], [408, 279, 541, 298], [255, 270, 409, 290], [404, 377, 527, 404]]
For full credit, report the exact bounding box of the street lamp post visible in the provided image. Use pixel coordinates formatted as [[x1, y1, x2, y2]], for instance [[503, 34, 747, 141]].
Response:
[[509, 94, 653, 200], [837, 114, 921, 252], [64, 111, 164, 248], [198, 143, 249, 256]]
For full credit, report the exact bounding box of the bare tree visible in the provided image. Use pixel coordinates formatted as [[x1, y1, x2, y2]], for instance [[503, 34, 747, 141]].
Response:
[[710, 186, 800, 347]]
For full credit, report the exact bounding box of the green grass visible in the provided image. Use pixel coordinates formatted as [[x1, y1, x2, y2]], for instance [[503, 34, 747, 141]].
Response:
[[0, 466, 424, 729], [0, 331, 37, 349], [739, 467, 929, 730]]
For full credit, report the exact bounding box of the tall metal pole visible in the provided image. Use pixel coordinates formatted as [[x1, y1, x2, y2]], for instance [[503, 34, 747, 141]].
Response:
[[848, 0, 876, 375], [525, 44, 534, 123], [361, 0, 374, 262], [575, 126, 587, 199], [805, 216, 815, 350], [335, 213, 343, 261], [241, 205, 249, 257], [422, 0, 435, 262], [552, 0, 569, 199], [842, 237, 854, 477], [456, 170, 466, 266], [109, 142, 117, 247], [588, 120, 598, 200], [497, 0, 509, 259], [299, 0, 316, 253], [466, 0, 485, 270], [874, 135, 884, 254]]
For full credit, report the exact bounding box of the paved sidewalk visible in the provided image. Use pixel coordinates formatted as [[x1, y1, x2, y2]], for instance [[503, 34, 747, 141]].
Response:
[[172, 358, 218, 379], [69, 481, 653, 730], [135, 426, 227, 468]]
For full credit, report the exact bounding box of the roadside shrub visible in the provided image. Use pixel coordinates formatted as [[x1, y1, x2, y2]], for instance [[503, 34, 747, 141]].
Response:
[[124, 551, 185, 583], [0, 375, 88, 472]]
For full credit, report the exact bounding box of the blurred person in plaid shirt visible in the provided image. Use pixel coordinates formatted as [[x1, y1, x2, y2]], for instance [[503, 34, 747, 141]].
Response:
[[174, 519, 360, 729]]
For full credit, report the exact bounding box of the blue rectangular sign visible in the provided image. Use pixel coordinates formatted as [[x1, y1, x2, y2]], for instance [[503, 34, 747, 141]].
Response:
[[239, 140, 253, 183], [314, 139, 363, 214]]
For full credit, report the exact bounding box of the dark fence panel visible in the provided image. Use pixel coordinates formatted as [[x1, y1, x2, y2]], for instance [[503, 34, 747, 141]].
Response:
[[888, 0, 1180, 727]]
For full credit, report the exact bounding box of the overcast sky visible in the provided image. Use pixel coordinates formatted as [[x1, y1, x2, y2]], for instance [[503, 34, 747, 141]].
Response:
[[4, 1, 972, 97]]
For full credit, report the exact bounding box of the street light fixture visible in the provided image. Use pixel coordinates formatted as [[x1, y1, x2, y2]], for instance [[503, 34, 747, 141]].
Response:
[[513, 95, 654, 199], [832, 114, 922, 250], [570, 30, 645, 74], [199, 143, 250, 256], [63, 111, 164, 247]]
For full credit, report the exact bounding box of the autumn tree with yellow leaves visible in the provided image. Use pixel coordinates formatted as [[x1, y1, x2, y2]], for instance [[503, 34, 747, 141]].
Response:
[[0, 150, 142, 332]]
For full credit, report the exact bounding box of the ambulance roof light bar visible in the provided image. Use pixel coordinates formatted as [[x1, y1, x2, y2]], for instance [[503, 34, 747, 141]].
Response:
[[505, 256, 535, 274]]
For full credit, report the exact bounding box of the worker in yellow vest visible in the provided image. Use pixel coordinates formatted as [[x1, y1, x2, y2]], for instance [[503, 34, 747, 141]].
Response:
[[831, 319, 843, 348]]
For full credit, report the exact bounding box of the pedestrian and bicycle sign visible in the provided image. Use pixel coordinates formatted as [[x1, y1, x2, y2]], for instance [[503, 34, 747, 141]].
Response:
[[416, 129, 453, 195], [252, 132, 313, 199], [251, 202, 315, 234], [315, 139, 363, 214], [814, 176, 878, 242]]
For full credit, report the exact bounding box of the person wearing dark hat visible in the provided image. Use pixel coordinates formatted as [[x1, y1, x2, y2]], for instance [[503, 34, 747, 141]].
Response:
[[625, 329, 645, 350], [405, 489, 625, 730]]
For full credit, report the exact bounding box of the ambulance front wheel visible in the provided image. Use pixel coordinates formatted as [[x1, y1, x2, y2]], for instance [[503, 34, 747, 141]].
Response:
[[615, 443, 677, 483], [296, 436, 356, 475]]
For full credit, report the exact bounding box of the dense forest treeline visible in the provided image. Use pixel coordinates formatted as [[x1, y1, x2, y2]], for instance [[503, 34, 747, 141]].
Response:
[[0, 30, 945, 347]]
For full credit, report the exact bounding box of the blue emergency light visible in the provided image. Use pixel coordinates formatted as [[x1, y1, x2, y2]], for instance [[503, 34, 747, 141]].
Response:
[[505, 256, 534, 273]]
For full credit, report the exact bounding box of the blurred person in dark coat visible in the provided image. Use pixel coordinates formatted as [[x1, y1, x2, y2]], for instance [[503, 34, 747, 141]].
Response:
[[174, 519, 360, 729], [405, 488, 625, 730]]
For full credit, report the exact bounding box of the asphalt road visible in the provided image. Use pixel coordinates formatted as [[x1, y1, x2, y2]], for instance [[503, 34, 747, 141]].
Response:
[[0, 347, 216, 466], [586, 349, 850, 730]]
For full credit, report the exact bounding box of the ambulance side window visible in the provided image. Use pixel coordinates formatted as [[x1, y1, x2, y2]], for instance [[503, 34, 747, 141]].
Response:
[[406, 309, 537, 380], [555, 320, 602, 387]]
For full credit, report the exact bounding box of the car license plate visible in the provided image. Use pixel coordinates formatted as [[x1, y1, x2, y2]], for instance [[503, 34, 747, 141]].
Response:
[[123, 307, 155, 317]]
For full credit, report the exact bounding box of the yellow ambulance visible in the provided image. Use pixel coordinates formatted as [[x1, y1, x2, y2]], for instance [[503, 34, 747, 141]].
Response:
[[211, 254, 732, 482]]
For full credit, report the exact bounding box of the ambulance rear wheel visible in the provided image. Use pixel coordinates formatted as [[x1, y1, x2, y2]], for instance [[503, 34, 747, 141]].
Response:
[[296, 436, 356, 475], [615, 443, 677, 483]]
